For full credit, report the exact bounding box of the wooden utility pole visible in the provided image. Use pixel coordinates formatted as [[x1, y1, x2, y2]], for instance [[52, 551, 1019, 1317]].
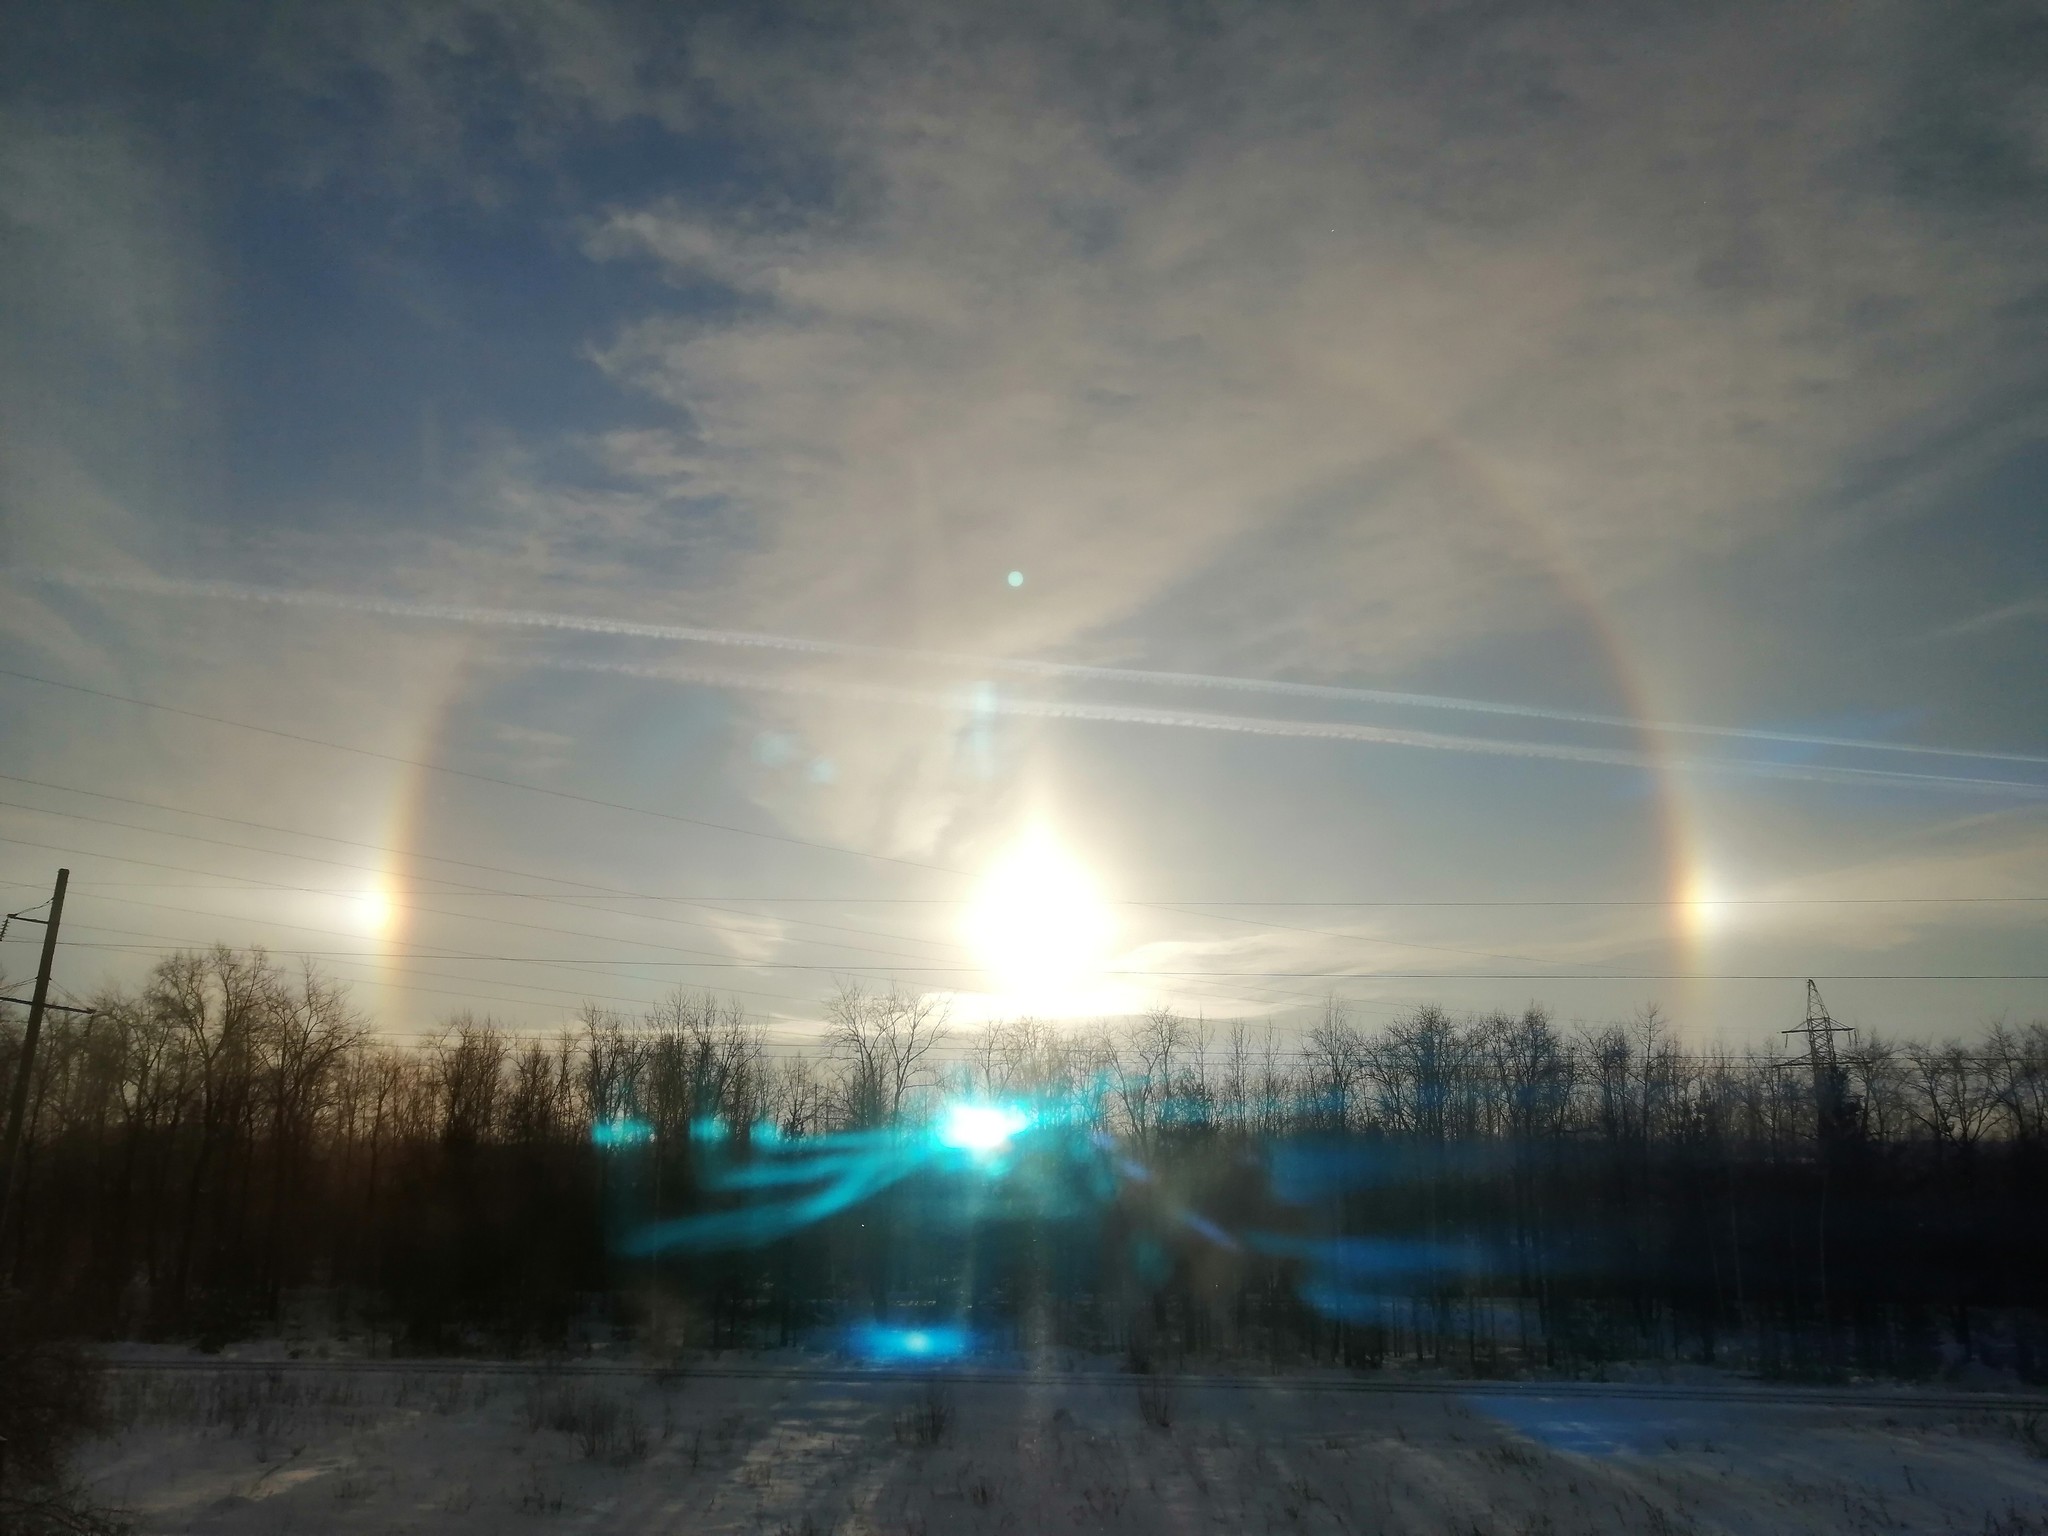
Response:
[[0, 867, 71, 1243]]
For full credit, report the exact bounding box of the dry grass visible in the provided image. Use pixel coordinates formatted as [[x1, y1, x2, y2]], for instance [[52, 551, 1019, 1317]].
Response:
[[521, 1380, 648, 1465], [0, 1292, 125, 1535], [1135, 1376, 1177, 1430], [892, 1383, 954, 1448]]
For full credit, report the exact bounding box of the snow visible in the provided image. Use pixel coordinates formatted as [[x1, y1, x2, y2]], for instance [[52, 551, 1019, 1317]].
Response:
[[79, 1360, 2048, 1534]]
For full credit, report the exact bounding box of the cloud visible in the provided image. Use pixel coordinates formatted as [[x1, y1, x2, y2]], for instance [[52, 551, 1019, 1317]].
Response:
[[0, 113, 208, 660], [580, 0, 2046, 674], [1927, 595, 2048, 640], [513, 653, 2047, 799], [5, 0, 2043, 1036], [255, 0, 695, 202], [27, 572, 2044, 798], [529, 0, 2048, 850], [1706, 808, 2048, 953], [34, 569, 2044, 760]]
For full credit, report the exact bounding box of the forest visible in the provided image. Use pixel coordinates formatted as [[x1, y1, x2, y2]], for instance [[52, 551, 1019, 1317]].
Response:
[[3, 945, 2045, 1381]]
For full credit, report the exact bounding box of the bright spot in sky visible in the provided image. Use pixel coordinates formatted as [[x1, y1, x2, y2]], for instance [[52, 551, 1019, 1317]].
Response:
[[1683, 871, 1728, 939], [350, 887, 394, 935], [1007, 570, 1024, 587], [962, 825, 1115, 1004], [938, 1102, 1030, 1152]]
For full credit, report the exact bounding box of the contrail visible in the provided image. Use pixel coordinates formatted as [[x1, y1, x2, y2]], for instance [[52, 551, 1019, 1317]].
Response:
[[530, 655, 2047, 798], [22, 568, 2048, 769]]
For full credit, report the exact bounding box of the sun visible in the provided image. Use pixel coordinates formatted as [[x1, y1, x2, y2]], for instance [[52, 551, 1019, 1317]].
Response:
[[962, 825, 1115, 1005], [1680, 869, 1727, 942], [350, 886, 395, 936]]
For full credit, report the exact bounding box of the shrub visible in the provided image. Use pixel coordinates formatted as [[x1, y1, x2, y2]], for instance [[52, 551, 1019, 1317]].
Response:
[[0, 1291, 124, 1534], [1135, 1377, 1176, 1431], [892, 1383, 953, 1447]]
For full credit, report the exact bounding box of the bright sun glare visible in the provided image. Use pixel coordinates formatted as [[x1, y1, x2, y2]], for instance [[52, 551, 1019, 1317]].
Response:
[[1682, 871, 1728, 940], [962, 825, 1115, 1006], [937, 1102, 1031, 1153], [350, 887, 394, 936]]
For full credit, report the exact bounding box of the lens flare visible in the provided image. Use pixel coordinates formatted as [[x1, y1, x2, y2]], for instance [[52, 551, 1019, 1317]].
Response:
[[937, 1102, 1030, 1153], [848, 1323, 970, 1361], [592, 1117, 653, 1148]]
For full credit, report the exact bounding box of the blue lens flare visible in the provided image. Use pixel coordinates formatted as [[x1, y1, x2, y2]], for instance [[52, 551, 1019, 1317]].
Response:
[[617, 1079, 1471, 1322], [936, 1102, 1031, 1153], [591, 1117, 653, 1148], [849, 1322, 970, 1362], [623, 1134, 915, 1253]]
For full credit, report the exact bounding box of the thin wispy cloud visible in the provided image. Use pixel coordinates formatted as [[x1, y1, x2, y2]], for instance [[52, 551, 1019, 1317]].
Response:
[[522, 654, 2048, 800], [1927, 596, 2048, 641], [25, 571, 2045, 772]]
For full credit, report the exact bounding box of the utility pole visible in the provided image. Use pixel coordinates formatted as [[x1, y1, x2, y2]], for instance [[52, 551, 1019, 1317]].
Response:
[[1777, 978, 1859, 1367], [1782, 979, 1857, 1142], [0, 867, 74, 1244]]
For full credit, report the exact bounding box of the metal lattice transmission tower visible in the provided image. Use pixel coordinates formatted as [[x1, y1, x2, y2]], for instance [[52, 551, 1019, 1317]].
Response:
[[1783, 979, 1859, 1140]]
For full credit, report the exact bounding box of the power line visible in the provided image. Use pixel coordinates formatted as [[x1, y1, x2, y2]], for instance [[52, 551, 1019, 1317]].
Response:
[[0, 705, 2036, 1011], [44, 879, 1332, 1018], [0, 827, 947, 986], [51, 924, 830, 1017], [51, 906, 775, 1011], [1144, 896, 2048, 908], [0, 777, 1240, 972], [50, 943, 2048, 980], [0, 810, 959, 970], [11, 815, 2038, 989], [0, 793, 1334, 1011], [6, 679, 2029, 987], [0, 785, 1594, 976], [0, 829, 1321, 1015], [0, 667, 960, 875], [0, 772, 977, 962], [1141, 902, 1635, 974], [5, 771, 2038, 984], [3, 751, 2039, 997], [31, 882, 2048, 905], [50, 926, 1377, 1038], [18, 985, 2038, 1070], [8, 826, 2041, 1037], [0, 795, 1025, 980], [41, 571, 2048, 768]]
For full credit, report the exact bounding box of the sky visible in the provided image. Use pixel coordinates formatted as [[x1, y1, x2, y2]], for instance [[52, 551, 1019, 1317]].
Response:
[[1, 0, 2043, 1052]]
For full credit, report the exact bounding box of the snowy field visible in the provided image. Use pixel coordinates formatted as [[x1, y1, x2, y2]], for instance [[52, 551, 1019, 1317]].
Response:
[[80, 1360, 2048, 1535]]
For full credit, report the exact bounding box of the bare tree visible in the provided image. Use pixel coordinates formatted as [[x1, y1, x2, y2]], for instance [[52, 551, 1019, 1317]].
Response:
[[433, 1014, 507, 1149], [257, 961, 366, 1303], [1982, 1021, 2048, 1145], [765, 1053, 830, 1141], [1905, 1040, 1996, 1150], [1304, 996, 1365, 1133], [825, 983, 947, 1129], [1374, 1004, 1467, 1144], [155, 946, 274, 1306]]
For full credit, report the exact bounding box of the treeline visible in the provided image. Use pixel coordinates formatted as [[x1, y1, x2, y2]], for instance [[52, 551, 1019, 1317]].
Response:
[[2, 945, 2046, 1379]]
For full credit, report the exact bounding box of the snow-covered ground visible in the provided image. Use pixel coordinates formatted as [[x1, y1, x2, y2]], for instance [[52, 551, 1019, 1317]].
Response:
[[80, 1361, 2048, 1534]]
